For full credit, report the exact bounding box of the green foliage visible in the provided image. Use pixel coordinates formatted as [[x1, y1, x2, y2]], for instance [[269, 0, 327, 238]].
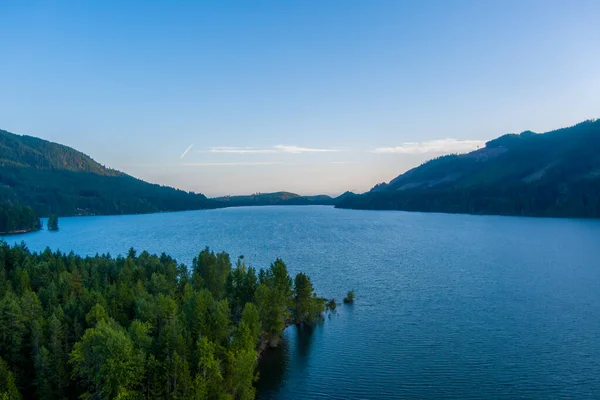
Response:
[[0, 203, 40, 234], [69, 320, 145, 399], [0, 292, 25, 367], [33, 346, 53, 400], [233, 303, 261, 352], [192, 248, 231, 299], [85, 303, 108, 327], [0, 357, 21, 400], [226, 348, 257, 400], [213, 191, 334, 206], [326, 298, 337, 312], [194, 336, 231, 399], [226, 258, 258, 321], [344, 290, 355, 304], [0, 242, 327, 399], [254, 259, 294, 342], [293, 273, 323, 324], [0, 129, 220, 217], [337, 119, 600, 218], [46, 215, 58, 231]]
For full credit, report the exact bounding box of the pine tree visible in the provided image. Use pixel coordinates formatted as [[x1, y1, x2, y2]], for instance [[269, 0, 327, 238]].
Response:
[[47, 215, 58, 231]]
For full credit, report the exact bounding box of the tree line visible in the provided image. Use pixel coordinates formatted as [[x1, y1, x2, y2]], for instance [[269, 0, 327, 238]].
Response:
[[0, 167, 222, 217], [0, 203, 41, 234], [336, 179, 600, 218], [0, 243, 329, 399], [337, 119, 600, 219]]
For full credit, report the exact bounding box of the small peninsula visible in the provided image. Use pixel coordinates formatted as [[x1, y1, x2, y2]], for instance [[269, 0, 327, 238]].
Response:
[[0, 202, 42, 235], [0, 243, 330, 399]]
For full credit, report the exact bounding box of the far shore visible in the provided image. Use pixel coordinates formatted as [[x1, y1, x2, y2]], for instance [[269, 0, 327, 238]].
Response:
[[0, 227, 40, 236]]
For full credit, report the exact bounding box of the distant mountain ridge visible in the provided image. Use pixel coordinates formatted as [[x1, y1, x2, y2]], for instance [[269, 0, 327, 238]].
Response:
[[212, 192, 336, 206], [5, 119, 598, 220], [0, 129, 338, 217], [0, 129, 220, 216], [337, 119, 600, 218], [0, 130, 122, 175]]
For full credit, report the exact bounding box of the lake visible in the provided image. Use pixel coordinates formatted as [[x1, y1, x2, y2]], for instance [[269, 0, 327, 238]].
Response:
[[4, 206, 600, 399]]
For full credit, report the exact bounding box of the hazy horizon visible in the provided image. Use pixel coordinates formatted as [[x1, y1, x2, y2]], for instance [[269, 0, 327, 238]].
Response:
[[2, 1, 599, 196]]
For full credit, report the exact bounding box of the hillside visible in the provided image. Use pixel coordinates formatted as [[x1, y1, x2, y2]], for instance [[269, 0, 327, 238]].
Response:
[[337, 119, 600, 218], [212, 191, 335, 206], [0, 129, 220, 216]]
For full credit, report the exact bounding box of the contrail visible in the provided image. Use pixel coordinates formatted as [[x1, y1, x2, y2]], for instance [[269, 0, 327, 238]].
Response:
[[180, 144, 194, 159]]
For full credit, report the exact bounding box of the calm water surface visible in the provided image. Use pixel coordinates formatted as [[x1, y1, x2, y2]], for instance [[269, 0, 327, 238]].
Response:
[[5, 206, 600, 399]]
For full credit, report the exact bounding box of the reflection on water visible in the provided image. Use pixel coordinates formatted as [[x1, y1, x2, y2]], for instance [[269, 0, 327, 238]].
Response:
[[6, 206, 600, 399], [256, 329, 290, 395], [257, 323, 320, 397]]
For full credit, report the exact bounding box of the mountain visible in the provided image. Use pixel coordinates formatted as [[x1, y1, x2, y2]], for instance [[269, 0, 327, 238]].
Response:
[[0, 129, 220, 216], [336, 119, 600, 218], [212, 192, 335, 206]]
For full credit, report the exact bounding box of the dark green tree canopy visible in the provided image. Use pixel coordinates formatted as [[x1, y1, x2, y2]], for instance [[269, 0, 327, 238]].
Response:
[[0, 242, 329, 399], [0, 203, 41, 234], [0, 128, 220, 217], [47, 215, 58, 231], [337, 119, 600, 218]]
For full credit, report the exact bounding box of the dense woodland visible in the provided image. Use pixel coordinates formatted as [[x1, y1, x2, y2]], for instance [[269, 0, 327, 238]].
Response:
[[213, 192, 335, 207], [0, 203, 41, 234], [338, 119, 600, 218], [0, 129, 220, 217], [0, 243, 328, 399], [0, 166, 221, 218], [337, 180, 600, 218], [3, 119, 600, 219]]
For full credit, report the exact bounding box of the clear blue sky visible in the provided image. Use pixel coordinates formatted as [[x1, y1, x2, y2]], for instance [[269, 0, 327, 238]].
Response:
[[2, 0, 599, 196]]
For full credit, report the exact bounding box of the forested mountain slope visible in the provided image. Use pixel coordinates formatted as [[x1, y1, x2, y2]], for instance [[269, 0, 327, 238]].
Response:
[[0, 129, 219, 216], [337, 119, 600, 218], [212, 192, 335, 206]]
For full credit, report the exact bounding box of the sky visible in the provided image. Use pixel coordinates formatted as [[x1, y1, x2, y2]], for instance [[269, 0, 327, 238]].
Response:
[[1, 0, 599, 196]]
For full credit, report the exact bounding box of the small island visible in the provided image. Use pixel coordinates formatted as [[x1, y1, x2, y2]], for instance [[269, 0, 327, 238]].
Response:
[[0, 244, 332, 399], [47, 214, 59, 231], [344, 289, 356, 304]]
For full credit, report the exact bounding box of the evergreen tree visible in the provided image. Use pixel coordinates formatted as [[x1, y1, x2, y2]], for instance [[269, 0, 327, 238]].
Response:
[[0, 293, 25, 369], [47, 215, 58, 231], [194, 337, 223, 399], [0, 244, 327, 399], [69, 320, 144, 399], [293, 273, 314, 324], [33, 347, 53, 400], [0, 357, 21, 400]]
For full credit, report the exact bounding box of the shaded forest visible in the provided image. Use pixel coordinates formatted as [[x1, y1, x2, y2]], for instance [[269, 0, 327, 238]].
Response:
[[0, 243, 329, 399], [212, 192, 335, 207], [338, 119, 600, 218], [0, 203, 41, 234], [0, 129, 220, 217]]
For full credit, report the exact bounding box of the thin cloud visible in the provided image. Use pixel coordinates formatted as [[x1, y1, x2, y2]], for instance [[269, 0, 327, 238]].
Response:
[[273, 145, 341, 153], [180, 161, 285, 167], [208, 147, 277, 154], [202, 145, 344, 154], [180, 144, 194, 159], [372, 139, 486, 154], [127, 161, 286, 168]]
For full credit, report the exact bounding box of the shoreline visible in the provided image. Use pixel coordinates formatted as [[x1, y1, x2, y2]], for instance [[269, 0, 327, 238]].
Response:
[[41, 204, 336, 220], [0, 227, 40, 236], [334, 204, 600, 220]]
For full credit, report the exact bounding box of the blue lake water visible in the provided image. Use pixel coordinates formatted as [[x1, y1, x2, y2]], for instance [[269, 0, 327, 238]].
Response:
[[4, 206, 600, 399]]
